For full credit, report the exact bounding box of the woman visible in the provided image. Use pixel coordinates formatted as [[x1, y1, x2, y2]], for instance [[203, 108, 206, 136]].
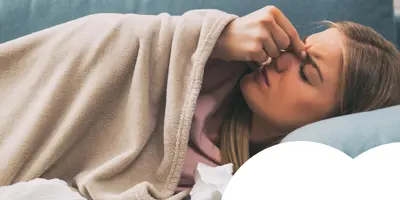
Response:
[[0, 6, 399, 200], [179, 6, 400, 192]]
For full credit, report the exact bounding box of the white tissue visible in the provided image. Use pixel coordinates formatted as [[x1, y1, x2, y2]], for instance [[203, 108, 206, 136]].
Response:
[[190, 163, 234, 200], [0, 178, 87, 200]]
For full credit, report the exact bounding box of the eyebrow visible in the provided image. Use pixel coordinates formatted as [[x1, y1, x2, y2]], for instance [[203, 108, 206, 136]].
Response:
[[303, 36, 325, 82]]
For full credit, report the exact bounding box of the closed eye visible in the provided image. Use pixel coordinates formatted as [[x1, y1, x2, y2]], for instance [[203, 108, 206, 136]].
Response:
[[302, 36, 324, 83], [299, 62, 310, 84]]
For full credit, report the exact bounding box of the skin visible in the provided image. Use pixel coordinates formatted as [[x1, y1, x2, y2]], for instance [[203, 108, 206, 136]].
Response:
[[211, 6, 347, 142], [240, 28, 346, 141], [212, 6, 306, 64]]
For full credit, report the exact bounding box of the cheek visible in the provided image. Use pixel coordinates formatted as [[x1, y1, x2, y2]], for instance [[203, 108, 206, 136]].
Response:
[[240, 69, 336, 130], [240, 69, 306, 116], [263, 97, 328, 130], [239, 73, 265, 111], [267, 69, 308, 105], [269, 94, 335, 129], [262, 75, 333, 129]]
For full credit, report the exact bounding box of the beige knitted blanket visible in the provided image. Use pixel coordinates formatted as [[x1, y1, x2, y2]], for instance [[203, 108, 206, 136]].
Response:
[[0, 10, 237, 200]]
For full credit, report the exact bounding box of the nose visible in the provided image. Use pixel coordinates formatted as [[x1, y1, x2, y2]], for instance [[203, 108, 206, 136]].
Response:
[[273, 53, 301, 73]]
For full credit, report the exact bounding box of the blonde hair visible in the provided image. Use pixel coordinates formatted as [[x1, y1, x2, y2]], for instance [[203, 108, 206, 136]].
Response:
[[220, 21, 400, 171]]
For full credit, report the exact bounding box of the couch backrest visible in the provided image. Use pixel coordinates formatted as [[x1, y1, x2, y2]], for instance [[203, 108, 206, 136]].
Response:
[[0, 0, 396, 44]]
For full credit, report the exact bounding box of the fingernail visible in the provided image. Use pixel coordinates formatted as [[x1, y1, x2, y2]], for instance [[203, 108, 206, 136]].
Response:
[[301, 50, 306, 59]]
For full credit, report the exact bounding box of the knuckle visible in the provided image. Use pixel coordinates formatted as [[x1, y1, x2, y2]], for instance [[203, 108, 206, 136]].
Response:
[[265, 5, 278, 14], [248, 43, 262, 54], [261, 6, 279, 25], [259, 12, 275, 26], [264, 6, 280, 18], [255, 30, 267, 41], [261, 15, 275, 25]]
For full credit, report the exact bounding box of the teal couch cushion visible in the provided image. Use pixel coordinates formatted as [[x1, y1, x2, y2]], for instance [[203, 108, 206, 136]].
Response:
[[0, 0, 396, 44]]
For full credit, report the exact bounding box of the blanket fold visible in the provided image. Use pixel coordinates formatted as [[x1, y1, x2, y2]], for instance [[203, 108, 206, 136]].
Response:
[[0, 10, 237, 200]]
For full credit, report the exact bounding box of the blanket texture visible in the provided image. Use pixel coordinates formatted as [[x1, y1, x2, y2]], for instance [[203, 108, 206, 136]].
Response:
[[0, 10, 237, 199]]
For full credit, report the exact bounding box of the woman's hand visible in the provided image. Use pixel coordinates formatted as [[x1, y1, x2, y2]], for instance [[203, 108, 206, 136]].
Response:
[[212, 6, 306, 64]]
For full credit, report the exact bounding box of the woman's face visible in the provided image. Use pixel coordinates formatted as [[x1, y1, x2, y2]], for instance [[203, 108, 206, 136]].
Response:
[[240, 28, 345, 132]]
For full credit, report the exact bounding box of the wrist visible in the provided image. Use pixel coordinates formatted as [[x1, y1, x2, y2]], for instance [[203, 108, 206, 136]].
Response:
[[211, 37, 225, 60], [211, 22, 232, 61]]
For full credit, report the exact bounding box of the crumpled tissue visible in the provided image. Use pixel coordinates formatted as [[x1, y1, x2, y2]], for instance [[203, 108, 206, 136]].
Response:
[[0, 178, 87, 200], [190, 162, 234, 200]]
